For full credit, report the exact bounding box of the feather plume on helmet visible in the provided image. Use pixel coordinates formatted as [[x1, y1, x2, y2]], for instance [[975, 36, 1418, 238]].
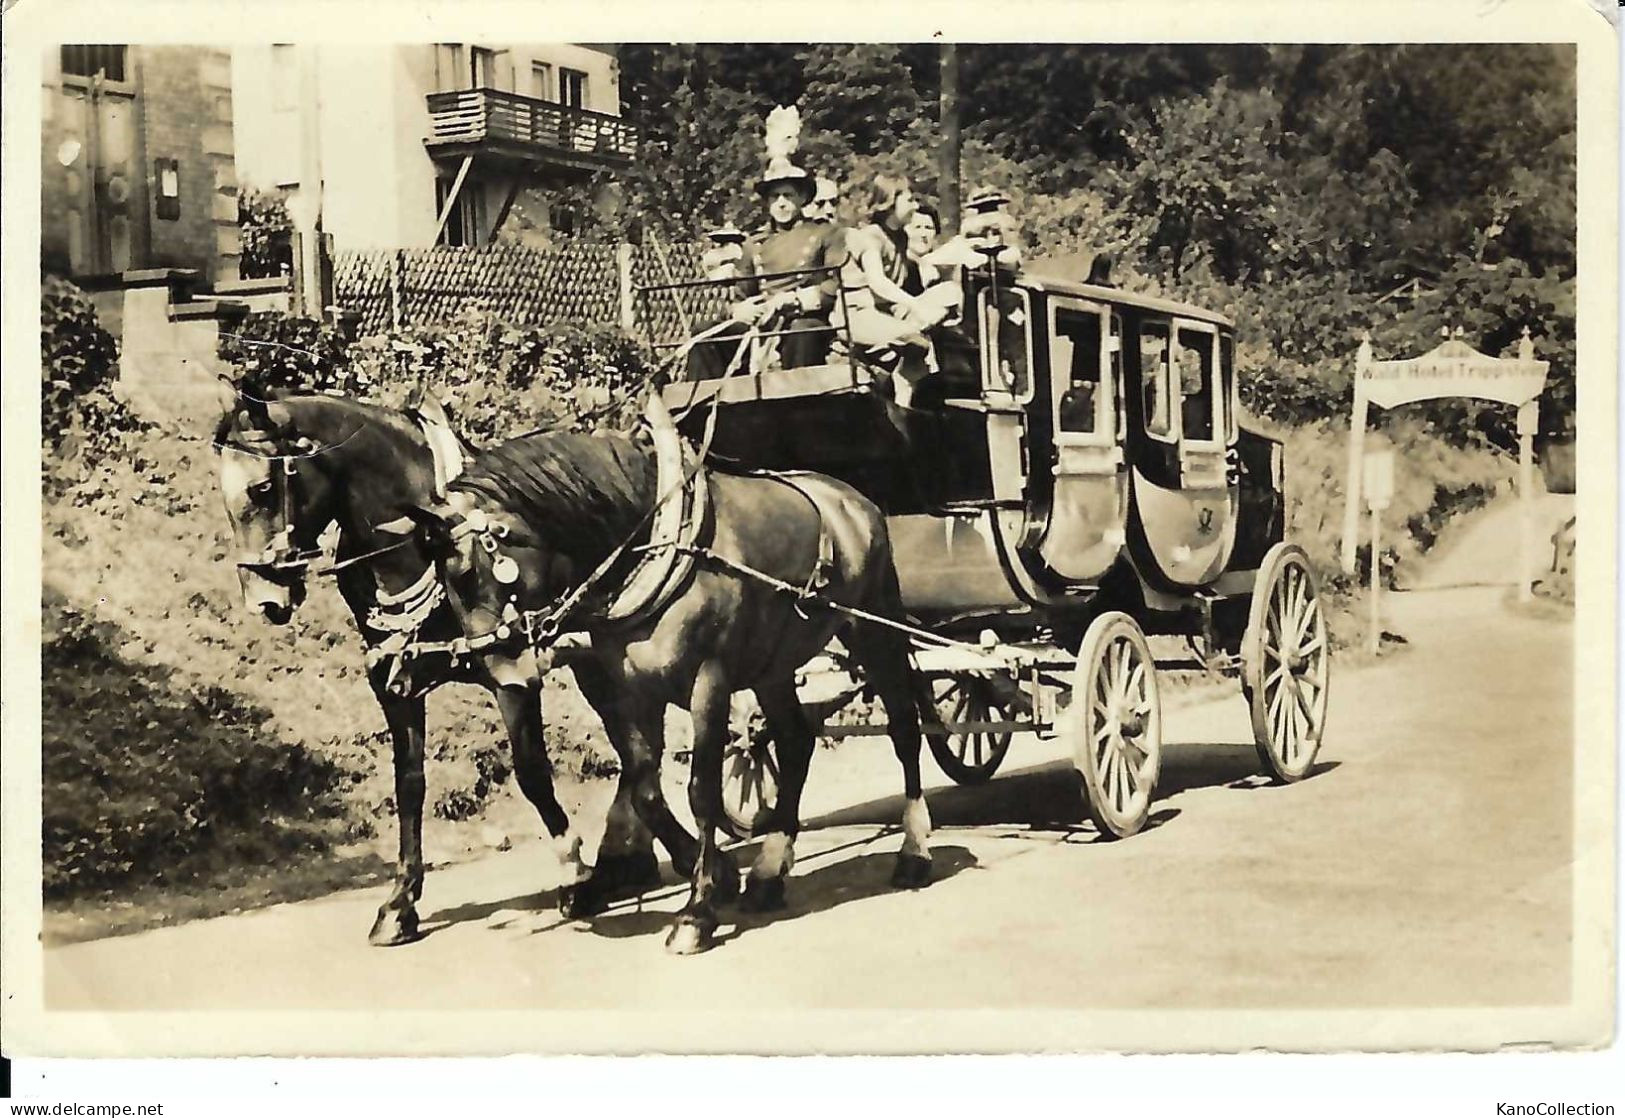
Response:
[[755, 105, 815, 202]]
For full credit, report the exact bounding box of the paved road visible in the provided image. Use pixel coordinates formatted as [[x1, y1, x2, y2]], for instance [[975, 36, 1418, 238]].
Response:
[[47, 565, 1573, 1013]]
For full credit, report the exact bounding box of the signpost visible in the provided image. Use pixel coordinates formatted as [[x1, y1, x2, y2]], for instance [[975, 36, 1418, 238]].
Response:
[[1363, 449, 1394, 655], [1340, 328, 1548, 601]]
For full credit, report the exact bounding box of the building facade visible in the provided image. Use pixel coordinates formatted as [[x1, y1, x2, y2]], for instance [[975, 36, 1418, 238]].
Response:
[[232, 43, 632, 252], [41, 45, 242, 285]]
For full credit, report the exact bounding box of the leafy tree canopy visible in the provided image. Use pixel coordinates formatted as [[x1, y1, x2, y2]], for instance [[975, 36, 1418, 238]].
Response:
[[551, 43, 1576, 436]]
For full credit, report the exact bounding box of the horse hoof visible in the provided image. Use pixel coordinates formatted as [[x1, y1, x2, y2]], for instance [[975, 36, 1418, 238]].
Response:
[[558, 882, 608, 921], [368, 906, 421, 947], [593, 848, 662, 896], [890, 854, 932, 890], [665, 917, 716, 956], [740, 874, 787, 913]]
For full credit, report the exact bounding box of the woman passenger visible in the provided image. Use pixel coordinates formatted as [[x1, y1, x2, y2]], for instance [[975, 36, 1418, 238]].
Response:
[[834, 174, 937, 400]]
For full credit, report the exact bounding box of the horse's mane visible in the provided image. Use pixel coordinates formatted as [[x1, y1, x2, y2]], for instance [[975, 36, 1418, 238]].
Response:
[[214, 392, 426, 452], [451, 431, 655, 563]]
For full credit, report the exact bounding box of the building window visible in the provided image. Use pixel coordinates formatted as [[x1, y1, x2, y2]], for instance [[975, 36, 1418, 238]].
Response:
[[154, 158, 181, 221], [436, 176, 484, 247], [60, 45, 127, 83], [531, 62, 553, 101], [560, 68, 587, 109], [271, 44, 297, 110], [434, 44, 463, 93]]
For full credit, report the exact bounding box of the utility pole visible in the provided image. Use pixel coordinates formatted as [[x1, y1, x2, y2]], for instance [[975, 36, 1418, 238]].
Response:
[[294, 45, 327, 318], [938, 44, 961, 235]]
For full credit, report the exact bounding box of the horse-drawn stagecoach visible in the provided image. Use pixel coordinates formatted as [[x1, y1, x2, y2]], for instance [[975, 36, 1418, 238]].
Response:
[[651, 258, 1330, 841], [215, 238, 1329, 954]]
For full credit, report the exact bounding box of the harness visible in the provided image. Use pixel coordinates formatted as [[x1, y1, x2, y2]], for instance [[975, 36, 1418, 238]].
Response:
[[404, 430, 714, 666]]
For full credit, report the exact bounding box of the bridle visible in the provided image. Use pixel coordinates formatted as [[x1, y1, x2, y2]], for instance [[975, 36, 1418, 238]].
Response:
[[221, 433, 412, 579]]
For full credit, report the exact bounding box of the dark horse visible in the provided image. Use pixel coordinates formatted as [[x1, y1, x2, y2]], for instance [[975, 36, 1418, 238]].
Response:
[[399, 404, 934, 955], [213, 392, 672, 944]]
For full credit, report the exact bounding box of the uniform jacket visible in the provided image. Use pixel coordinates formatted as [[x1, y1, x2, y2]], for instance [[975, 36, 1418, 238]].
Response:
[[735, 221, 845, 314]]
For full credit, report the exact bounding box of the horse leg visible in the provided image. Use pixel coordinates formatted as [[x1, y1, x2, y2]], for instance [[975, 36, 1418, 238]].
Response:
[[567, 687, 699, 920], [845, 620, 934, 889], [666, 668, 741, 955], [493, 682, 589, 900], [739, 678, 817, 913], [369, 689, 427, 946], [567, 659, 661, 901]]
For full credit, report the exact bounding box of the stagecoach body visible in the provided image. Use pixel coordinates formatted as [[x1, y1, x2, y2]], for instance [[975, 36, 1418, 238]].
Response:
[[660, 272, 1284, 635], [654, 262, 1327, 839]]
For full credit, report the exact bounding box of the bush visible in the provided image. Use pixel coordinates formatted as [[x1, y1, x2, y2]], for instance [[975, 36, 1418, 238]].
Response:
[[42, 593, 356, 897], [41, 276, 143, 480], [346, 312, 657, 443], [216, 306, 660, 444], [218, 310, 360, 399], [238, 187, 294, 280]]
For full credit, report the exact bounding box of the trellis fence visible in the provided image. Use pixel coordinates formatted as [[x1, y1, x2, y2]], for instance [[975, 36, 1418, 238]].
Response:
[[333, 242, 730, 345]]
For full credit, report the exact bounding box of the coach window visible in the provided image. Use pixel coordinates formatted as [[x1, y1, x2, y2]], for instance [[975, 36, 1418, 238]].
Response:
[[979, 287, 1034, 402], [1053, 306, 1104, 436], [1176, 326, 1216, 443], [1139, 320, 1174, 440]]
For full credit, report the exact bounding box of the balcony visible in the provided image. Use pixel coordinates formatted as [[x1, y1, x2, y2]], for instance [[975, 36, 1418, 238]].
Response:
[[424, 88, 637, 172]]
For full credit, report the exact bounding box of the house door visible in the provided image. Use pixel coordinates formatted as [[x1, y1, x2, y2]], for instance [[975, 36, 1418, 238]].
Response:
[[54, 63, 141, 275]]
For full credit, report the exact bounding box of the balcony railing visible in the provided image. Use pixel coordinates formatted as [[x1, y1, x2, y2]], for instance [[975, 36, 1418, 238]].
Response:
[[425, 88, 637, 167]]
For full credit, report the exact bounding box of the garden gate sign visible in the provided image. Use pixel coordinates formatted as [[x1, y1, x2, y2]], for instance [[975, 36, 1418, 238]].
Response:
[[1339, 327, 1549, 600]]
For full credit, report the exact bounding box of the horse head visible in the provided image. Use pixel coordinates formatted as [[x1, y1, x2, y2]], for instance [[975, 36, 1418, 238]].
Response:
[[213, 391, 347, 624]]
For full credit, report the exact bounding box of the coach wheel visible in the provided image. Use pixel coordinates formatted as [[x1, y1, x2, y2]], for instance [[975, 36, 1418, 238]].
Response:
[[921, 675, 1015, 785], [1068, 611, 1162, 839], [1242, 543, 1330, 783], [719, 697, 779, 841]]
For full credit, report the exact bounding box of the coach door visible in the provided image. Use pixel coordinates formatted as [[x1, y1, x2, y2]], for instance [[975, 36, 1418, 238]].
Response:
[[1034, 297, 1127, 582], [1129, 316, 1238, 587]]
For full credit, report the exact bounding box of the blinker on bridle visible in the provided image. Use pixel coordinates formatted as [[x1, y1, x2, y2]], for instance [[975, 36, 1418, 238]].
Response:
[[233, 449, 318, 574], [221, 430, 405, 577]]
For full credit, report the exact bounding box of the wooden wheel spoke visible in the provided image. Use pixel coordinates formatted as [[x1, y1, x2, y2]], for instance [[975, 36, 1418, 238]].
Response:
[[1268, 683, 1289, 745], [1126, 661, 1147, 703], [1120, 734, 1148, 775]]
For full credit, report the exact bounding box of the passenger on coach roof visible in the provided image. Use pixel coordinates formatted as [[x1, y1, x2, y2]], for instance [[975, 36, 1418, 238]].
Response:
[[700, 223, 748, 282], [687, 108, 840, 378], [831, 173, 940, 401]]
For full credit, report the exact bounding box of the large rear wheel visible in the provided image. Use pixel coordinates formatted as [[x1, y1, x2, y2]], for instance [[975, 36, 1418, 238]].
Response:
[[1242, 543, 1330, 783], [1068, 611, 1162, 839]]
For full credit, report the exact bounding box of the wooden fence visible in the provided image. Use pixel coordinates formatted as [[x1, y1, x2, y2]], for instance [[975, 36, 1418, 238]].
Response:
[[333, 242, 729, 345]]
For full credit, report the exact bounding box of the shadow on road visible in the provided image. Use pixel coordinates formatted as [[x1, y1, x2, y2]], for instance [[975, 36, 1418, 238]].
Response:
[[419, 888, 574, 939], [586, 845, 980, 948], [416, 742, 1339, 944], [1160, 743, 1341, 795]]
